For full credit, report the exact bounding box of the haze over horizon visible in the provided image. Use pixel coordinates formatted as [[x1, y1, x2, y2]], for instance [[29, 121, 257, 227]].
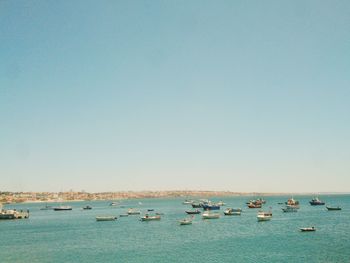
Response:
[[1, 1, 349, 193]]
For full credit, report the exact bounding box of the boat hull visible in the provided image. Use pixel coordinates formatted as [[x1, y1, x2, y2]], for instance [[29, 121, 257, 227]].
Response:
[[326, 207, 341, 211], [96, 216, 117, 221]]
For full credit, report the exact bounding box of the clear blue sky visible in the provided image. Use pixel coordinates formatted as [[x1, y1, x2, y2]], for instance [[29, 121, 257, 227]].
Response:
[[1, 0, 349, 192]]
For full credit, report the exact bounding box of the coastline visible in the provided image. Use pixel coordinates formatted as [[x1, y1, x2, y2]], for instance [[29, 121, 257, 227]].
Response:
[[2, 190, 349, 204]]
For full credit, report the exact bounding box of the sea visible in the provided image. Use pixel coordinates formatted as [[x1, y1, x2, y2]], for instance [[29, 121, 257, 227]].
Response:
[[1, 195, 350, 263]]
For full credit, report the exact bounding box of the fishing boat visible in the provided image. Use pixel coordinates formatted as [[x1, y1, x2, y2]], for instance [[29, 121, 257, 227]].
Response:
[[326, 206, 341, 211], [127, 208, 141, 215], [257, 211, 272, 221], [53, 206, 72, 211], [224, 208, 241, 215], [185, 209, 201, 215], [191, 203, 202, 208], [248, 202, 262, 209], [202, 211, 220, 219], [83, 205, 92, 210], [140, 214, 161, 221], [96, 216, 117, 221], [202, 203, 220, 210], [286, 198, 299, 206], [282, 205, 298, 212], [309, 197, 325, 206], [300, 227, 316, 232]]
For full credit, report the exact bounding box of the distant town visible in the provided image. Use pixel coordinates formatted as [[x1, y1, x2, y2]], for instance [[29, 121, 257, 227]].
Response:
[[0, 190, 287, 204], [1, 190, 346, 204]]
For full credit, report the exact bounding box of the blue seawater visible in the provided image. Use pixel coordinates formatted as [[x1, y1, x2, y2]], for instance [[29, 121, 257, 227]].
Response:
[[0, 195, 350, 262]]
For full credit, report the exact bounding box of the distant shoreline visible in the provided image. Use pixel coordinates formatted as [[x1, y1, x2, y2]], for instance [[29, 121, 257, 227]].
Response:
[[1, 190, 349, 204]]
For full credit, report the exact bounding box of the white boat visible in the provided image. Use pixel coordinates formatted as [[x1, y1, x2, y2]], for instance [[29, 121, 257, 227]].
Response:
[[217, 201, 226, 206], [96, 216, 117, 221], [202, 211, 220, 219], [179, 217, 193, 225], [224, 208, 241, 215], [300, 227, 316, 232], [140, 214, 161, 221], [127, 208, 141, 215], [0, 209, 30, 220], [257, 211, 272, 221]]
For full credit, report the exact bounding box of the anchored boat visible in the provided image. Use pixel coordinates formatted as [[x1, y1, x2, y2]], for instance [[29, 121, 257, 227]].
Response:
[[224, 208, 241, 215], [326, 206, 341, 211], [127, 208, 141, 215], [96, 216, 117, 221], [202, 211, 220, 219], [309, 197, 325, 206], [140, 214, 161, 221], [282, 205, 298, 212], [53, 206, 72, 211], [185, 209, 201, 215], [300, 227, 316, 232], [257, 211, 272, 221]]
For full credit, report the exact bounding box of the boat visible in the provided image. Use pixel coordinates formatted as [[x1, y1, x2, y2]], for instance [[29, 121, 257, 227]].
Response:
[[191, 203, 202, 208], [248, 202, 262, 209], [53, 206, 72, 211], [300, 227, 316, 232], [326, 206, 341, 211], [109, 202, 118, 206], [83, 205, 92, 210], [257, 211, 272, 221], [0, 208, 30, 220], [282, 205, 298, 212], [119, 214, 129, 217], [309, 197, 325, 206], [40, 204, 54, 210], [217, 201, 226, 206], [182, 200, 194, 205], [185, 209, 201, 215], [147, 209, 154, 212], [224, 208, 241, 215], [140, 214, 161, 221], [179, 217, 193, 225], [202, 202, 220, 210], [286, 198, 299, 206], [127, 208, 141, 215], [202, 211, 220, 219], [155, 212, 164, 215], [96, 216, 117, 221]]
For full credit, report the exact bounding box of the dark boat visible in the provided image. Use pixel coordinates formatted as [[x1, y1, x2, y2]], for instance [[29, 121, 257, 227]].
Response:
[[326, 206, 341, 211], [185, 209, 201, 215], [192, 203, 202, 208], [53, 206, 72, 211], [202, 204, 220, 210], [83, 205, 92, 210], [147, 209, 154, 212], [309, 197, 325, 206]]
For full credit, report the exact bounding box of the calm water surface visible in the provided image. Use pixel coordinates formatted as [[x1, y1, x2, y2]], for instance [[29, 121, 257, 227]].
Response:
[[1, 195, 350, 262]]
